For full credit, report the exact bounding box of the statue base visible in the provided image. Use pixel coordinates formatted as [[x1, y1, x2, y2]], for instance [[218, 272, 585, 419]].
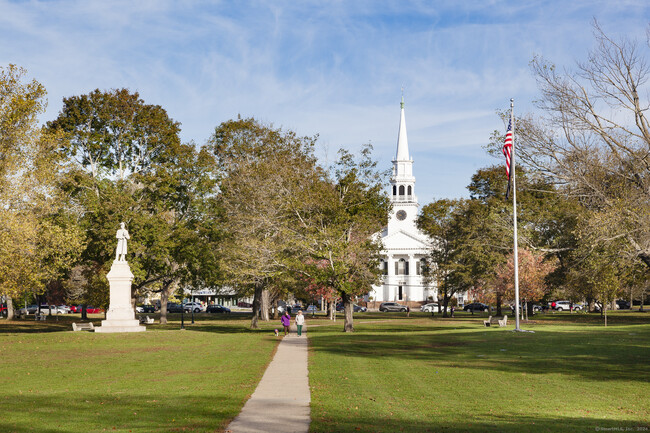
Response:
[[95, 260, 145, 333]]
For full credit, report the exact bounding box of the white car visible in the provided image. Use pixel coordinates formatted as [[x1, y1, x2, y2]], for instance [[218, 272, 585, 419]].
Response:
[[554, 301, 581, 311], [182, 302, 204, 313], [420, 303, 439, 313]]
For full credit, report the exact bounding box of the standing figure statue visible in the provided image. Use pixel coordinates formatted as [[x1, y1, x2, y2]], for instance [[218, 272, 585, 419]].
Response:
[[115, 222, 130, 262]]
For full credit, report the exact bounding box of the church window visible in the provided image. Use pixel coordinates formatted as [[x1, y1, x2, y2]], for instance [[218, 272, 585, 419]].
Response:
[[381, 260, 388, 275], [396, 258, 407, 275], [393, 185, 397, 196], [399, 185, 405, 195], [398, 286, 403, 300], [408, 186, 412, 195], [416, 258, 427, 275]]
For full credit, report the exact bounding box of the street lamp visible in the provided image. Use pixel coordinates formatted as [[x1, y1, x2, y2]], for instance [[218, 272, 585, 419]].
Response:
[[191, 288, 195, 325], [181, 297, 185, 330]]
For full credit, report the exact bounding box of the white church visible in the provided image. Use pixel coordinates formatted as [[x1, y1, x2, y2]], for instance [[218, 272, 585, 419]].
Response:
[[367, 98, 438, 309]]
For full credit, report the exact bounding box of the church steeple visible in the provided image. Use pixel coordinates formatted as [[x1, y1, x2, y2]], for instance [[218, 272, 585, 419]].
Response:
[[395, 95, 410, 161], [390, 96, 416, 205]]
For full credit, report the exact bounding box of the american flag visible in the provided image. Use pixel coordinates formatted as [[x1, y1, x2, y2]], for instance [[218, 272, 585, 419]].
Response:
[[502, 117, 513, 179]]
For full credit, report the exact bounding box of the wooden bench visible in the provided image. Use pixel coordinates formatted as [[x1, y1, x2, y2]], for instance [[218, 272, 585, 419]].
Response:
[[139, 316, 154, 324], [72, 322, 94, 332], [483, 315, 508, 327]]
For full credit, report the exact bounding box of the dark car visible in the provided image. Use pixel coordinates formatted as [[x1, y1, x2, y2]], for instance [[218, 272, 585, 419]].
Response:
[[206, 304, 231, 314], [379, 302, 407, 312], [166, 303, 184, 313], [137, 304, 156, 313], [463, 302, 490, 313], [336, 303, 367, 312], [616, 300, 631, 310]]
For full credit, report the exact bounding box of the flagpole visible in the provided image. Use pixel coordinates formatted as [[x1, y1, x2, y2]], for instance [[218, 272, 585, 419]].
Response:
[[511, 98, 521, 332]]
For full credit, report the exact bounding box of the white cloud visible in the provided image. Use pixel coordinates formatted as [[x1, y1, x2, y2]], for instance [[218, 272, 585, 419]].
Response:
[[1, 0, 648, 201]]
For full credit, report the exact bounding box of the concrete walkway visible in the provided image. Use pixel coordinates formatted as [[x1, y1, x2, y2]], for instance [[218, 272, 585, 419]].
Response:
[[225, 325, 310, 433]]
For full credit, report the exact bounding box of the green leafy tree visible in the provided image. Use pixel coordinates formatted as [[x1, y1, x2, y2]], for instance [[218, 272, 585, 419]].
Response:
[[208, 117, 319, 329], [0, 65, 83, 318], [295, 145, 390, 332], [49, 89, 218, 323]]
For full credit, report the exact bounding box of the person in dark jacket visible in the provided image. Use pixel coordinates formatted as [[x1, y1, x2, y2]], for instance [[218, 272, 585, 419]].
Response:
[[281, 311, 291, 336]]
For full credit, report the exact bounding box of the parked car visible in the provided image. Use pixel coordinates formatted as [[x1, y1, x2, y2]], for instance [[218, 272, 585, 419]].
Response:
[[463, 302, 490, 313], [237, 301, 253, 308], [305, 304, 318, 313], [182, 302, 204, 313], [69, 305, 83, 313], [420, 303, 439, 313], [553, 301, 581, 311], [19, 304, 38, 315], [379, 302, 407, 312], [335, 303, 367, 312], [616, 300, 631, 310], [0, 303, 7, 317], [166, 303, 184, 313], [38, 305, 66, 315], [136, 305, 156, 313], [85, 306, 103, 314], [206, 304, 230, 314], [57, 305, 72, 314]]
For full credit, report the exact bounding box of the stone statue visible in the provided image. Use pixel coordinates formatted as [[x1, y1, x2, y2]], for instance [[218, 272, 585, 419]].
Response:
[[115, 222, 130, 262]]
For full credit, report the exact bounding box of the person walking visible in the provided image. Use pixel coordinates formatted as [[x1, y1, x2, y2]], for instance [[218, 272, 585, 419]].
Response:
[[281, 311, 291, 336], [295, 310, 305, 337]]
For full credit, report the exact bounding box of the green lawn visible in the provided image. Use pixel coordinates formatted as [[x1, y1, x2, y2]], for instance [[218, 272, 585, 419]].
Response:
[[2, 311, 649, 433], [308, 311, 650, 433], [0, 313, 279, 433]]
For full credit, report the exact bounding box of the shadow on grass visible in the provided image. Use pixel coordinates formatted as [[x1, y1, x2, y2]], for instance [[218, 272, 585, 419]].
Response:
[[307, 323, 650, 383], [0, 393, 241, 433], [311, 412, 650, 433]]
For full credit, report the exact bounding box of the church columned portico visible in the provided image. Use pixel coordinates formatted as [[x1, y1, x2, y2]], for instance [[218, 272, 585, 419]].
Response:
[[368, 98, 436, 309]]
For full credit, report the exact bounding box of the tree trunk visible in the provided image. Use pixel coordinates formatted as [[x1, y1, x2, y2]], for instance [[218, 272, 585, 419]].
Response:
[[342, 292, 354, 332], [81, 304, 88, 321], [496, 292, 502, 317], [250, 282, 264, 329], [604, 305, 608, 327], [329, 300, 336, 321], [442, 293, 450, 318], [260, 289, 270, 321], [6, 297, 14, 320], [160, 288, 170, 325], [272, 299, 279, 320]]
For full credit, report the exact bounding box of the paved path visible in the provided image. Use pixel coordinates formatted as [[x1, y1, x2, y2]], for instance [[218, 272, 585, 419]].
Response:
[[225, 325, 310, 433]]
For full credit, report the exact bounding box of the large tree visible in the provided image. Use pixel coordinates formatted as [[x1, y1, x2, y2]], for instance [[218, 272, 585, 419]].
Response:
[[0, 65, 83, 318], [208, 117, 319, 329], [48, 88, 217, 323], [511, 23, 650, 270], [295, 145, 390, 332]]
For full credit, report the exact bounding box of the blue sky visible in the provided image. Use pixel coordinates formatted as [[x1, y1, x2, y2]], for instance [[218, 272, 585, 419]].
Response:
[[1, 0, 648, 201]]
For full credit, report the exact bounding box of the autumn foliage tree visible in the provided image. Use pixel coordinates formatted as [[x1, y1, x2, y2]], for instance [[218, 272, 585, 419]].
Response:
[[493, 248, 556, 319], [0, 65, 83, 318]]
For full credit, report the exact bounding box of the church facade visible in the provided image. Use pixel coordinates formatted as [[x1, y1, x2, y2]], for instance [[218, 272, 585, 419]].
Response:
[[367, 99, 437, 308]]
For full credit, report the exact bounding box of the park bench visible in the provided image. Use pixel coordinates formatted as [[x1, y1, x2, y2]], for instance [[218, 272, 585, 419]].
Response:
[[72, 322, 94, 332], [35, 313, 47, 321], [139, 315, 154, 324], [483, 315, 508, 327]]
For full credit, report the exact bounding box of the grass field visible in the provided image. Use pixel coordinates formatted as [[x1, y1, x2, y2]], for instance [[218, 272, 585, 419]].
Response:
[[307, 311, 650, 433], [1, 310, 649, 433], [0, 314, 279, 433]]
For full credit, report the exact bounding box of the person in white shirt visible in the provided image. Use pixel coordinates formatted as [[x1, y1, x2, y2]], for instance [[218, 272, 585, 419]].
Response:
[[295, 310, 305, 336]]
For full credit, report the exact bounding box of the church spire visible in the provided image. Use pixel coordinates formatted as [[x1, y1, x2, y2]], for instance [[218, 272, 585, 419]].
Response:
[[395, 95, 410, 161]]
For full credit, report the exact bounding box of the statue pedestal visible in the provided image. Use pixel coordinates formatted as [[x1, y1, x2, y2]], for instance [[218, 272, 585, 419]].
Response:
[[95, 260, 145, 333]]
